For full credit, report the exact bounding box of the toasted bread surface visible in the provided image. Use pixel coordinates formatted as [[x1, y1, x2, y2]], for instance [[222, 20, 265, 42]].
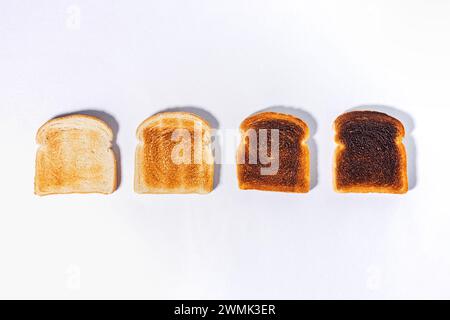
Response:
[[334, 111, 408, 194], [237, 112, 310, 193], [135, 112, 214, 194], [35, 115, 117, 195]]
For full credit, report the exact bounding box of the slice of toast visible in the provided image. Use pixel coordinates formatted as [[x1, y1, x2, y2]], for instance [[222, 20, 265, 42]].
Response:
[[237, 112, 310, 193], [35, 115, 117, 195], [334, 111, 408, 194], [134, 112, 214, 194]]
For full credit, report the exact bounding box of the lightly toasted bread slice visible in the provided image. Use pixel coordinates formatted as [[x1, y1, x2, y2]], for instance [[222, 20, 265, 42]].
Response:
[[35, 115, 117, 195], [237, 112, 310, 193], [334, 111, 408, 194], [134, 112, 214, 194]]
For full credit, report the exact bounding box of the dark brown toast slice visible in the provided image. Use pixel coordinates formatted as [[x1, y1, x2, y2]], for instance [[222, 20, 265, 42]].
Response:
[[334, 111, 408, 194], [237, 112, 310, 193]]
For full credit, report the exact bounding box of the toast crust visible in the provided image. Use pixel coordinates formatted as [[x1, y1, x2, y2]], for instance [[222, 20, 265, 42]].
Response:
[[35, 114, 117, 196], [237, 112, 310, 193], [134, 112, 214, 194], [333, 111, 408, 194]]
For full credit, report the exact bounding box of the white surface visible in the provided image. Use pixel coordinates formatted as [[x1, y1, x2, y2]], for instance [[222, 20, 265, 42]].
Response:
[[0, 0, 449, 299]]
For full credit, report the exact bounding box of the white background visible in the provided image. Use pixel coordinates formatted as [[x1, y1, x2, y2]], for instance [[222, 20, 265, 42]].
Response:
[[0, 0, 449, 299]]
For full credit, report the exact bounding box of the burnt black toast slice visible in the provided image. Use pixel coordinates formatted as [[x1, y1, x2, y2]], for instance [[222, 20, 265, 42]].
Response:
[[334, 111, 408, 194], [237, 112, 310, 193]]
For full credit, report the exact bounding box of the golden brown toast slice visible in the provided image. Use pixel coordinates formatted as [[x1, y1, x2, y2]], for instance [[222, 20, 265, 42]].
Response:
[[35, 115, 117, 195], [334, 111, 408, 194], [237, 112, 310, 193], [134, 112, 214, 194]]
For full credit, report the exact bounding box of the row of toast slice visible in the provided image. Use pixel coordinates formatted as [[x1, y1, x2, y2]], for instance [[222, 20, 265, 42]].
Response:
[[35, 110, 408, 195]]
